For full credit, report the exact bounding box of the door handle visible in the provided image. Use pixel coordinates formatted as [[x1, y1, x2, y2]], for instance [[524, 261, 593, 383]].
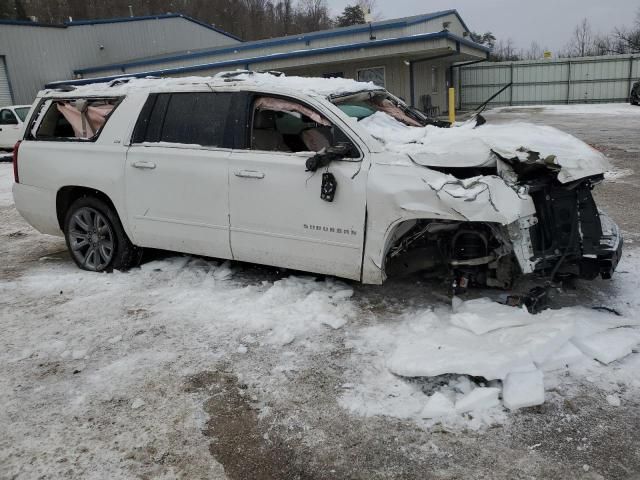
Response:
[[234, 170, 265, 179], [132, 160, 156, 170]]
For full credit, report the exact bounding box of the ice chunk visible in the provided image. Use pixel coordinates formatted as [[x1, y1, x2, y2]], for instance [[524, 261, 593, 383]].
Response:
[[266, 329, 296, 346], [455, 387, 501, 413], [332, 289, 354, 301], [540, 342, 587, 371], [421, 392, 455, 418], [450, 298, 531, 335], [502, 369, 545, 410], [573, 328, 640, 364], [453, 376, 474, 395], [131, 398, 145, 410], [606, 394, 621, 407], [388, 315, 574, 380], [320, 314, 347, 330]]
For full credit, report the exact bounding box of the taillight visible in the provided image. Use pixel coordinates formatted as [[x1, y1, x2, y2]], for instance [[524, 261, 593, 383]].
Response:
[[12, 140, 21, 183]]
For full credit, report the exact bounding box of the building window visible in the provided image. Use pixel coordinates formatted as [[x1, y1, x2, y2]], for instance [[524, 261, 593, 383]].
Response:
[[431, 66, 439, 93], [357, 67, 385, 87], [323, 72, 344, 79]]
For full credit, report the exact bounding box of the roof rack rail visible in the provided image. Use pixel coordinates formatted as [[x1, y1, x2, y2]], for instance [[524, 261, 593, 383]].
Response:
[[53, 85, 77, 92], [217, 70, 285, 82], [107, 77, 137, 87]]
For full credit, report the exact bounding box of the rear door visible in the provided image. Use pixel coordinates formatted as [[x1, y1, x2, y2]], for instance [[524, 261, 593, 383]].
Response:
[[228, 93, 368, 280], [125, 90, 234, 259]]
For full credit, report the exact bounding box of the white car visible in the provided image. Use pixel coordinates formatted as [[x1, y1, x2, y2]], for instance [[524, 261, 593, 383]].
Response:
[[12, 72, 621, 290], [0, 104, 31, 150]]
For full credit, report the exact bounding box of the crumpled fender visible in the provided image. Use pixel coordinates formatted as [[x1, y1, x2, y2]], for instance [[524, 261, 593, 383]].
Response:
[[362, 155, 536, 284]]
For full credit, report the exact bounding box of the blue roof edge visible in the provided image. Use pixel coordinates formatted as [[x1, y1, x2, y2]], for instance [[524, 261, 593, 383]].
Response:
[[46, 31, 489, 89], [74, 9, 474, 76], [0, 13, 242, 41]]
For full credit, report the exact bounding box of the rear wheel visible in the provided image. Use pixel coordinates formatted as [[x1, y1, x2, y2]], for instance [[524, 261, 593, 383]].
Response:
[[64, 196, 141, 272]]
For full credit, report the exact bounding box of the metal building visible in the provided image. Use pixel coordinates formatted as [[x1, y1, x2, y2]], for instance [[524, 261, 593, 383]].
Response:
[[0, 14, 241, 104], [65, 10, 488, 112], [1, 10, 488, 112]]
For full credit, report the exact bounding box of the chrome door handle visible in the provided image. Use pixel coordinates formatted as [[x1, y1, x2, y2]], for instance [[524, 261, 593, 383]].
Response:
[[235, 170, 265, 179], [132, 161, 156, 170]]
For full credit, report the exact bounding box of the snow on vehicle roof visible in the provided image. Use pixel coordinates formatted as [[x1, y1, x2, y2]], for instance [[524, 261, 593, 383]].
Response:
[[41, 71, 381, 99]]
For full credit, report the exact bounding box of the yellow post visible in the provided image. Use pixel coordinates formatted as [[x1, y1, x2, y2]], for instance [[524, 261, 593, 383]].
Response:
[[448, 87, 456, 124]]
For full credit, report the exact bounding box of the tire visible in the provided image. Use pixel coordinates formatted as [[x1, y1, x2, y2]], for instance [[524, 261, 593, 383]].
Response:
[[64, 196, 142, 272]]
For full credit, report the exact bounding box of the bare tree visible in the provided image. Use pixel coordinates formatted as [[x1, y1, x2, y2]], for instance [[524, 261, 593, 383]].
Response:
[[561, 18, 595, 57], [356, 0, 381, 21], [522, 41, 544, 60], [296, 0, 332, 32], [490, 38, 521, 62], [610, 9, 640, 54]]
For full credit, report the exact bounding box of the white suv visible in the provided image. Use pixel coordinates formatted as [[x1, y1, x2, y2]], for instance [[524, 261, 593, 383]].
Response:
[[12, 72, 622, 289]]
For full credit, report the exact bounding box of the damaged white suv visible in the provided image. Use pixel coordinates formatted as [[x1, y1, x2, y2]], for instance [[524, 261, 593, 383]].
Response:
[[13, 71, 622, 290]]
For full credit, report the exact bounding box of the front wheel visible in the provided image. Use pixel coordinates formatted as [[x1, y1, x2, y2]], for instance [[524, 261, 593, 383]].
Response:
[[64, 196, 141, 272]]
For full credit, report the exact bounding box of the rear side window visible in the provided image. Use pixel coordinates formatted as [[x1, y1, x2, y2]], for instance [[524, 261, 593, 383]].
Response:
[[132, 92, 234, 148], [29, 98, 120, 141]]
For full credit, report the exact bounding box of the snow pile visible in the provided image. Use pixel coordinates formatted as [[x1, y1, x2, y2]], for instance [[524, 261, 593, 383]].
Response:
[[360, 111, 610, 183], [341, 294, 640, 429]]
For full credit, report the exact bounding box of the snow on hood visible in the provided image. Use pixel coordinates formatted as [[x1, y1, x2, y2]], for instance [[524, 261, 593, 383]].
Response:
[[360, 112, 610, 183]]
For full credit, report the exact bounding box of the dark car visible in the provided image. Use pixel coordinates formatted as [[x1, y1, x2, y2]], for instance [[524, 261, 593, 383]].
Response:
[[632, 80, 640, 106]]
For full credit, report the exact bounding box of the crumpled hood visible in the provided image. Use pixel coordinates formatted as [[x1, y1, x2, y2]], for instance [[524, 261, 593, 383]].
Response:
[[360, 112, 610, 183]]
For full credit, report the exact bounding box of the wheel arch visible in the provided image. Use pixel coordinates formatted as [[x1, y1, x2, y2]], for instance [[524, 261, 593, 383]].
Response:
[[56, 186, 123, 233]]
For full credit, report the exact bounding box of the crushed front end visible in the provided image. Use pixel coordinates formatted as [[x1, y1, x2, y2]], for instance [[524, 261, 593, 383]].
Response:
[[527, 174, 622, 281], [376, 154, 622, 291]]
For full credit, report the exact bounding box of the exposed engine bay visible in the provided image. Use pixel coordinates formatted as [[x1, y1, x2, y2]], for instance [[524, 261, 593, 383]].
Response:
[[384, 164, 622, 292]]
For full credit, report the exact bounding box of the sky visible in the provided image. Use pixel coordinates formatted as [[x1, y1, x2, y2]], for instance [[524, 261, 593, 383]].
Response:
[[325, 0, 639, 53]]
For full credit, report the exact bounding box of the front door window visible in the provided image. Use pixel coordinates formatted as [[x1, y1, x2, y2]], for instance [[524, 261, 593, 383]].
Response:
[[251, 96, 333, 153]]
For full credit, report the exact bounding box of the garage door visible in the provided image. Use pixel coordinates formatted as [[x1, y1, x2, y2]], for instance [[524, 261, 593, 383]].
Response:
[[0, 57, 13, 107]]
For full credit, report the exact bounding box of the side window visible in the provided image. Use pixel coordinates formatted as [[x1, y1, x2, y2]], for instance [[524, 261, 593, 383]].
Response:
[[0, 109, 18, 125], [132, 92, 233, 148], [132, 94, 170, 144], [250, 96, 357, 157], [357, 67, 385, 87], [31, 98, 119, 141]]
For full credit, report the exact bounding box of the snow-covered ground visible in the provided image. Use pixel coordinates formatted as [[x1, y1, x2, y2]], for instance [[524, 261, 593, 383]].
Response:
[[491, 103, 640, 116], [0, 161, 14, 206], [2, 102, 640, 478]]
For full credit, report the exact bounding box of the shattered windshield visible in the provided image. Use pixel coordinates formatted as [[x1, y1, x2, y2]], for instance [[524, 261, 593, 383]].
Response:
[[331, 91, 425, 127]]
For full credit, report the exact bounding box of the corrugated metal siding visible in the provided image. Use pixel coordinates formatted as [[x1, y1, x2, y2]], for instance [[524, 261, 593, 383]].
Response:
[[458, 54, 640, 109], [0, 57, 13, 106], [0, 17, 239, 103]]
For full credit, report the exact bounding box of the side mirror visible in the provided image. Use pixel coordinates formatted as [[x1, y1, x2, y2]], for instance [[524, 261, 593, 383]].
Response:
[[305, 143, 352, 172]]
